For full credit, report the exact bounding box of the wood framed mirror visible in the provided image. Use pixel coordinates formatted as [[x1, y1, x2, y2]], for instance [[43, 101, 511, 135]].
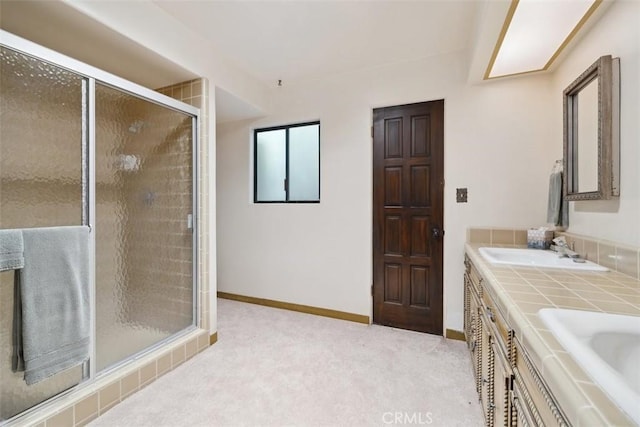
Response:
[[563, 55, 620, 201]]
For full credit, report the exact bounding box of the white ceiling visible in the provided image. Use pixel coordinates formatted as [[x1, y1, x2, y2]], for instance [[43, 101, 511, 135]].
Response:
[[0, 0, 197, 89], [216, 86, 265, 123], [154, 0, 481, 86], [1, 0, 484, 123], [0, 1, 609, 123]]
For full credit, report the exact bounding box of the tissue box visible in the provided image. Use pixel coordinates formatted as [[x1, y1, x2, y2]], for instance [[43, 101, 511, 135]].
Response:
[[527, 229, 553, 249]]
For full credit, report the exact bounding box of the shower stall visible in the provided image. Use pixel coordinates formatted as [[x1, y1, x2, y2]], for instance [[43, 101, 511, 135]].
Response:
[[0, 32, 199, 421]]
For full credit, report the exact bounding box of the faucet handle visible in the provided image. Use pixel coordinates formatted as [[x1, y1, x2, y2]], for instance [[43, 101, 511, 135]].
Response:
[[552, 236, 568, 247]]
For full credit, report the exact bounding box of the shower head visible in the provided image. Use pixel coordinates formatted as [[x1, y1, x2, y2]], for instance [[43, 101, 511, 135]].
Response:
[[128, 120, 144, 134], [115, 154, 140, 172]]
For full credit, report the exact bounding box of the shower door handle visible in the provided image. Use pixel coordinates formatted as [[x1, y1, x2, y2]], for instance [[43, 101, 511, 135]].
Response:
[[187, 214, 193, 231]]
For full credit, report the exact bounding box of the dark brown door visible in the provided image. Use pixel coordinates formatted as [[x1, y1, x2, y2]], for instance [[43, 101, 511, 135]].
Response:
[[372, 100, 444, 335]]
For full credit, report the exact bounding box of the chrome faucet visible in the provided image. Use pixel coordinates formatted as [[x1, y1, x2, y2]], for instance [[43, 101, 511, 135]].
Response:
[[549, 236, 580, 258], [550, 237, 584, 262], [551, 244, 580, 258]]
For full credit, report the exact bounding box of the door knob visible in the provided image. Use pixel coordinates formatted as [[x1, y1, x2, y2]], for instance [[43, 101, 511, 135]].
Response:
[[432, 227, 443, 240]]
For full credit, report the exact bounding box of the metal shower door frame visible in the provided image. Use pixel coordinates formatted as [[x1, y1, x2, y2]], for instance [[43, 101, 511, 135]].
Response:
[[0, 27, 201, 412]]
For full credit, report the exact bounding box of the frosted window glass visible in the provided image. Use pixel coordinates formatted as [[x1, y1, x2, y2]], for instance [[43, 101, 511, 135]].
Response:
[[289, 124, 320, 201], [256, 129, 286, 201]]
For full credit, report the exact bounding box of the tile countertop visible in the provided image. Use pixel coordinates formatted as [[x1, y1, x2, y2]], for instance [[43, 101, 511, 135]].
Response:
[[465, 243, 640, 427]]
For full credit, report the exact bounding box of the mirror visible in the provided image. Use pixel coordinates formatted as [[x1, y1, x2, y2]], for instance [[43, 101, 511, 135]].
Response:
[[563, 55, 620, 201]]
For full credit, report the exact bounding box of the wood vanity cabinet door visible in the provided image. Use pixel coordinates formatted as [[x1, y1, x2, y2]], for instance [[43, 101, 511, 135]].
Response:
[[513, 339, 570, 427], [470, 289, 482, 394], [465, 274, 481, 389], [492, 341, 510, 427], [480, 315, 495, 426], [464, 274, 471, 343], [510, 386, 535, 427]]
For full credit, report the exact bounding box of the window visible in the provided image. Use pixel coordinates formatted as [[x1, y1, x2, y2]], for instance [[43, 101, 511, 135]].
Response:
[[254, 121, 320, 203]]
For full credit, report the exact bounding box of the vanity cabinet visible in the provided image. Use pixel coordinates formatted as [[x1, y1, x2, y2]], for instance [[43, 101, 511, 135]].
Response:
[[464, 256, 510, 426], [463, 258, 481, 393], [464, 254, 569, 427], [479, 318, 495, 425], [511, 339, 570, 426], [493, 340, 510, 427]]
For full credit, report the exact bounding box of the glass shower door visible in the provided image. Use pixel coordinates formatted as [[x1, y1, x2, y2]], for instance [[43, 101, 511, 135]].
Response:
[[1, 32, 198, 423], [94, 83, 195, 371], [0, 46, 86, 421]]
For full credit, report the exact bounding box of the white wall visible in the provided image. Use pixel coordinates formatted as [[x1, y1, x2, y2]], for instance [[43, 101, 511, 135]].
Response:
[[64, 0, 270, 114], [551, 0, 640, 247], [58, 0, 638, 337], [217, 51, 556, 331]]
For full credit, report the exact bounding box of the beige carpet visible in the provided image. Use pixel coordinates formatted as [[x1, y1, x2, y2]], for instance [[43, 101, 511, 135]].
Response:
[[90, 298, 483, 426]]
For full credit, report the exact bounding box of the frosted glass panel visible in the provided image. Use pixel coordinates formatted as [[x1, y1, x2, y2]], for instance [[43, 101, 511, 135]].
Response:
[[95, 83, 194, 371], [0, 47, 84, 228], [289, 124, 320, 201], [256, 129, 286, 202], [0, 46, 84, 421]]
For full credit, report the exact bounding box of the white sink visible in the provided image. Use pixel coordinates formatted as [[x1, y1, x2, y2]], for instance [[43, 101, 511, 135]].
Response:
[[538, 308, 640, 424], [479, 247, 608, 271]]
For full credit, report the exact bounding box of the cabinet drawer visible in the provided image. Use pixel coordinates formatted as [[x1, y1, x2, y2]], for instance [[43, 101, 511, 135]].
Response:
[[513, 339, 569, 427], [481, 290, 512, 363], [469, 263, 484, 291]]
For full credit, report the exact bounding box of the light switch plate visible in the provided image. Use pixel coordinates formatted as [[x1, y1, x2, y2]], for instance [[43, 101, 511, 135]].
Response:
[[456, 188, 468, 203]]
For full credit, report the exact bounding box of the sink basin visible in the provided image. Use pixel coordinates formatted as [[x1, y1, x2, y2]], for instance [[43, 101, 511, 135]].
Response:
[[538, 308, 640, 424], [479, 247, 608, 271]]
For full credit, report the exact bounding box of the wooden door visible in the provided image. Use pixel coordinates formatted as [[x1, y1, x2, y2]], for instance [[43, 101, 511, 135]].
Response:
[[372, 100, 444, 335]]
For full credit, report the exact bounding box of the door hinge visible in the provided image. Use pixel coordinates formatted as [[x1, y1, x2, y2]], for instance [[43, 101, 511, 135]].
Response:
[[371, 284, 374, 296], [371, 126, 374, 138]]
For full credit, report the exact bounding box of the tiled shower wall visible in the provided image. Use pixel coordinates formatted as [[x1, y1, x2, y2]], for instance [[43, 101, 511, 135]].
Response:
[[467, 227, 640, 280], [157, 78, 211, 332]]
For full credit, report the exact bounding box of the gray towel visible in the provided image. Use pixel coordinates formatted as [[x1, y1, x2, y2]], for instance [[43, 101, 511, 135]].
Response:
[[13, 226, 90, 385], [547, 171, 569, 228], [0, 229, 24, 271]]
